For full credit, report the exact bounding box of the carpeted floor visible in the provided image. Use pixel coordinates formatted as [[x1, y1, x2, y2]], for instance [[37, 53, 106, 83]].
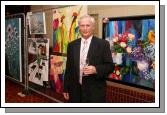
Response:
[[5, 78, 57, 103]]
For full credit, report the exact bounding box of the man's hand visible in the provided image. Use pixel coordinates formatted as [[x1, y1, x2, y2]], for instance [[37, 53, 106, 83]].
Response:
[[83, 65, 97, 75], [63, 92, 69, 100]]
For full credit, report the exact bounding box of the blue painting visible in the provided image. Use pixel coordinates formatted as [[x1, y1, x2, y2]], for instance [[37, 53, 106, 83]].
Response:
[[5, 18, 22, 82], [103, 16, 155, 89]]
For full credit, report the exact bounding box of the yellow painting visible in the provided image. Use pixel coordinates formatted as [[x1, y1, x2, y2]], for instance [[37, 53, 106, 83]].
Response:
[[52, 5, 87, 54]]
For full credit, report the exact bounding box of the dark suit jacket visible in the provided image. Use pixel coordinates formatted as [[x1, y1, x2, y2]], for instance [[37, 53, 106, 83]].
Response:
[[63, 36, 113, 103]]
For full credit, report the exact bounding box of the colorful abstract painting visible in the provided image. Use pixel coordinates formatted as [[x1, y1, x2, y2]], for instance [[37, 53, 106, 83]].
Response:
[[5, 18, 22, 82], [103, 16, 155, 89], [49, 55, 67, 94], [29, 12, 46, 34], [52, 5, 87, 53], [28, 38, 49, 86]]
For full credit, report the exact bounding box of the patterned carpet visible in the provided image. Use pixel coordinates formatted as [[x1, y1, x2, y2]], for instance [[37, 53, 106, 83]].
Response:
[[5, 78, 57, 103]]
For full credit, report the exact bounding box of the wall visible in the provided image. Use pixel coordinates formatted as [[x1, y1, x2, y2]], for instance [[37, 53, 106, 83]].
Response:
[[30, 5, 155, 43], [88, 5, 155, 38], [106, 81, 154, 103]]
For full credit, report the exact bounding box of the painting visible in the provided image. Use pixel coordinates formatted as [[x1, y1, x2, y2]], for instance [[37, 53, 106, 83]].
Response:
[[5, 18, 22, 82], [28, 38, 49, 86], [29, 12, 46, 34], [52, 5, 87, 54], [103, 15, 155, 90], [49, 55, 67, 94]]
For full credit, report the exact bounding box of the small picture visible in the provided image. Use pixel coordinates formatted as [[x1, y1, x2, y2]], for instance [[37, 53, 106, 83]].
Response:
[[28, 38, 49, 86], [29, 12, 46, 34], [49, 55, 67, 94]]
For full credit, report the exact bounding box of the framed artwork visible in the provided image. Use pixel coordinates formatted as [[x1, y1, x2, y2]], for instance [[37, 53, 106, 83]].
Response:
[[29, 12, 46, 34], [103, 15, 155, 90], [52, 5, 87, 54], [28, 38, 49, 86], [49, 55, 67, 94], [5, 18, 22, 82]]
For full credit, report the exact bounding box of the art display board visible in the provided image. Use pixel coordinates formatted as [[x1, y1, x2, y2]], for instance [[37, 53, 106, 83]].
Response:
[[52, 5, 87, 54], [5, 17, 22, 82], [28, 38, 49, 86]]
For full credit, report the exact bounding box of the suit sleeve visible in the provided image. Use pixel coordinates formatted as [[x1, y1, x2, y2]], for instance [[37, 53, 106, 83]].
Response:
[[95, 40, 114, 79], [63, 43, 72, 92]]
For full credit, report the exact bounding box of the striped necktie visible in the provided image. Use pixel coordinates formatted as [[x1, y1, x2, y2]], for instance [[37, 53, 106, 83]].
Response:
[[80, 40, 88, 84]]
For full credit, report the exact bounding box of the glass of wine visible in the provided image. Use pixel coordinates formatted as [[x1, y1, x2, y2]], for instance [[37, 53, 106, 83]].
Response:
[[82, 58, 89, 76]]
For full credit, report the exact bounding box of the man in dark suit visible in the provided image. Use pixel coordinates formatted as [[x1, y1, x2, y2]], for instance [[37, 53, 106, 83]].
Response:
[[63, 15, 113, 103]]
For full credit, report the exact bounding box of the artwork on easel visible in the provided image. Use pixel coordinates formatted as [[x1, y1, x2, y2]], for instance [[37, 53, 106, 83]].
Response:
[[52, 5, 87, 54], [29, 12, 46, 34], [5, 18, 22, 82], [28, 38, 49, 86], [49, 55, 67, 94]]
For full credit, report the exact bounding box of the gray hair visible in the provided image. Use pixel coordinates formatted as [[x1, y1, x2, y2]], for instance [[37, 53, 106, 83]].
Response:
[[78, 15, 95, 25]]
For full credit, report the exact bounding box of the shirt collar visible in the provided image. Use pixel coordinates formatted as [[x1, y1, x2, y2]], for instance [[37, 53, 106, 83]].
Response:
[[81, 35, 93, 43]]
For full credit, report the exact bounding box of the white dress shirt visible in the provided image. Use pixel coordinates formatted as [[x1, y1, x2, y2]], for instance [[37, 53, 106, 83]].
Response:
[[79, 35, 93, 84]]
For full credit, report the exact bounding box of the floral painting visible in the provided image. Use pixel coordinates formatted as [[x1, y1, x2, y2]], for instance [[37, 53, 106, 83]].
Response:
[[5, 18, 22, 82], [52, 5, 87, 54], [49, 55, 67, 94], [103, 16, 155, 89]]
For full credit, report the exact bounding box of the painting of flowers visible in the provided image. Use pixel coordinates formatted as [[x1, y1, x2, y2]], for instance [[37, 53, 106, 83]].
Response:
[[5, 18, 22, 82], [103, 15, 155, 89]]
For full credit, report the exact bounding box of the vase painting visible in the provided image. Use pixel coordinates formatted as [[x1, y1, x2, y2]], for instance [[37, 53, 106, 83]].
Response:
[[112, 53, 123, 65]]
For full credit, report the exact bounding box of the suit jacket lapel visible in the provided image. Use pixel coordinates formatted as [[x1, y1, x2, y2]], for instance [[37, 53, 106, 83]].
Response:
[[87, 36, 96, 64], [74, 39, 81, 77]]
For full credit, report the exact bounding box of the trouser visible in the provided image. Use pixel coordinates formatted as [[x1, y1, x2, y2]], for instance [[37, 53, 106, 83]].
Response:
[[69, 83, 106, 103]]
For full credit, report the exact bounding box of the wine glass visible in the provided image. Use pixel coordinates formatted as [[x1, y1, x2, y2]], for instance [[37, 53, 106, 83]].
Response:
[[82, 58, 89, 76]]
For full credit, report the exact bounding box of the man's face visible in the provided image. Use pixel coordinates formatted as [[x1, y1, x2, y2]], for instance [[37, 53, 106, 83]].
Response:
[[79, 18, 94, 39]]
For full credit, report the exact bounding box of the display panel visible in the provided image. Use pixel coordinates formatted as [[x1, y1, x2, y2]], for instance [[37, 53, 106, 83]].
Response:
[[103, 15, 155, 90], [5, 18, 22, 82]]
